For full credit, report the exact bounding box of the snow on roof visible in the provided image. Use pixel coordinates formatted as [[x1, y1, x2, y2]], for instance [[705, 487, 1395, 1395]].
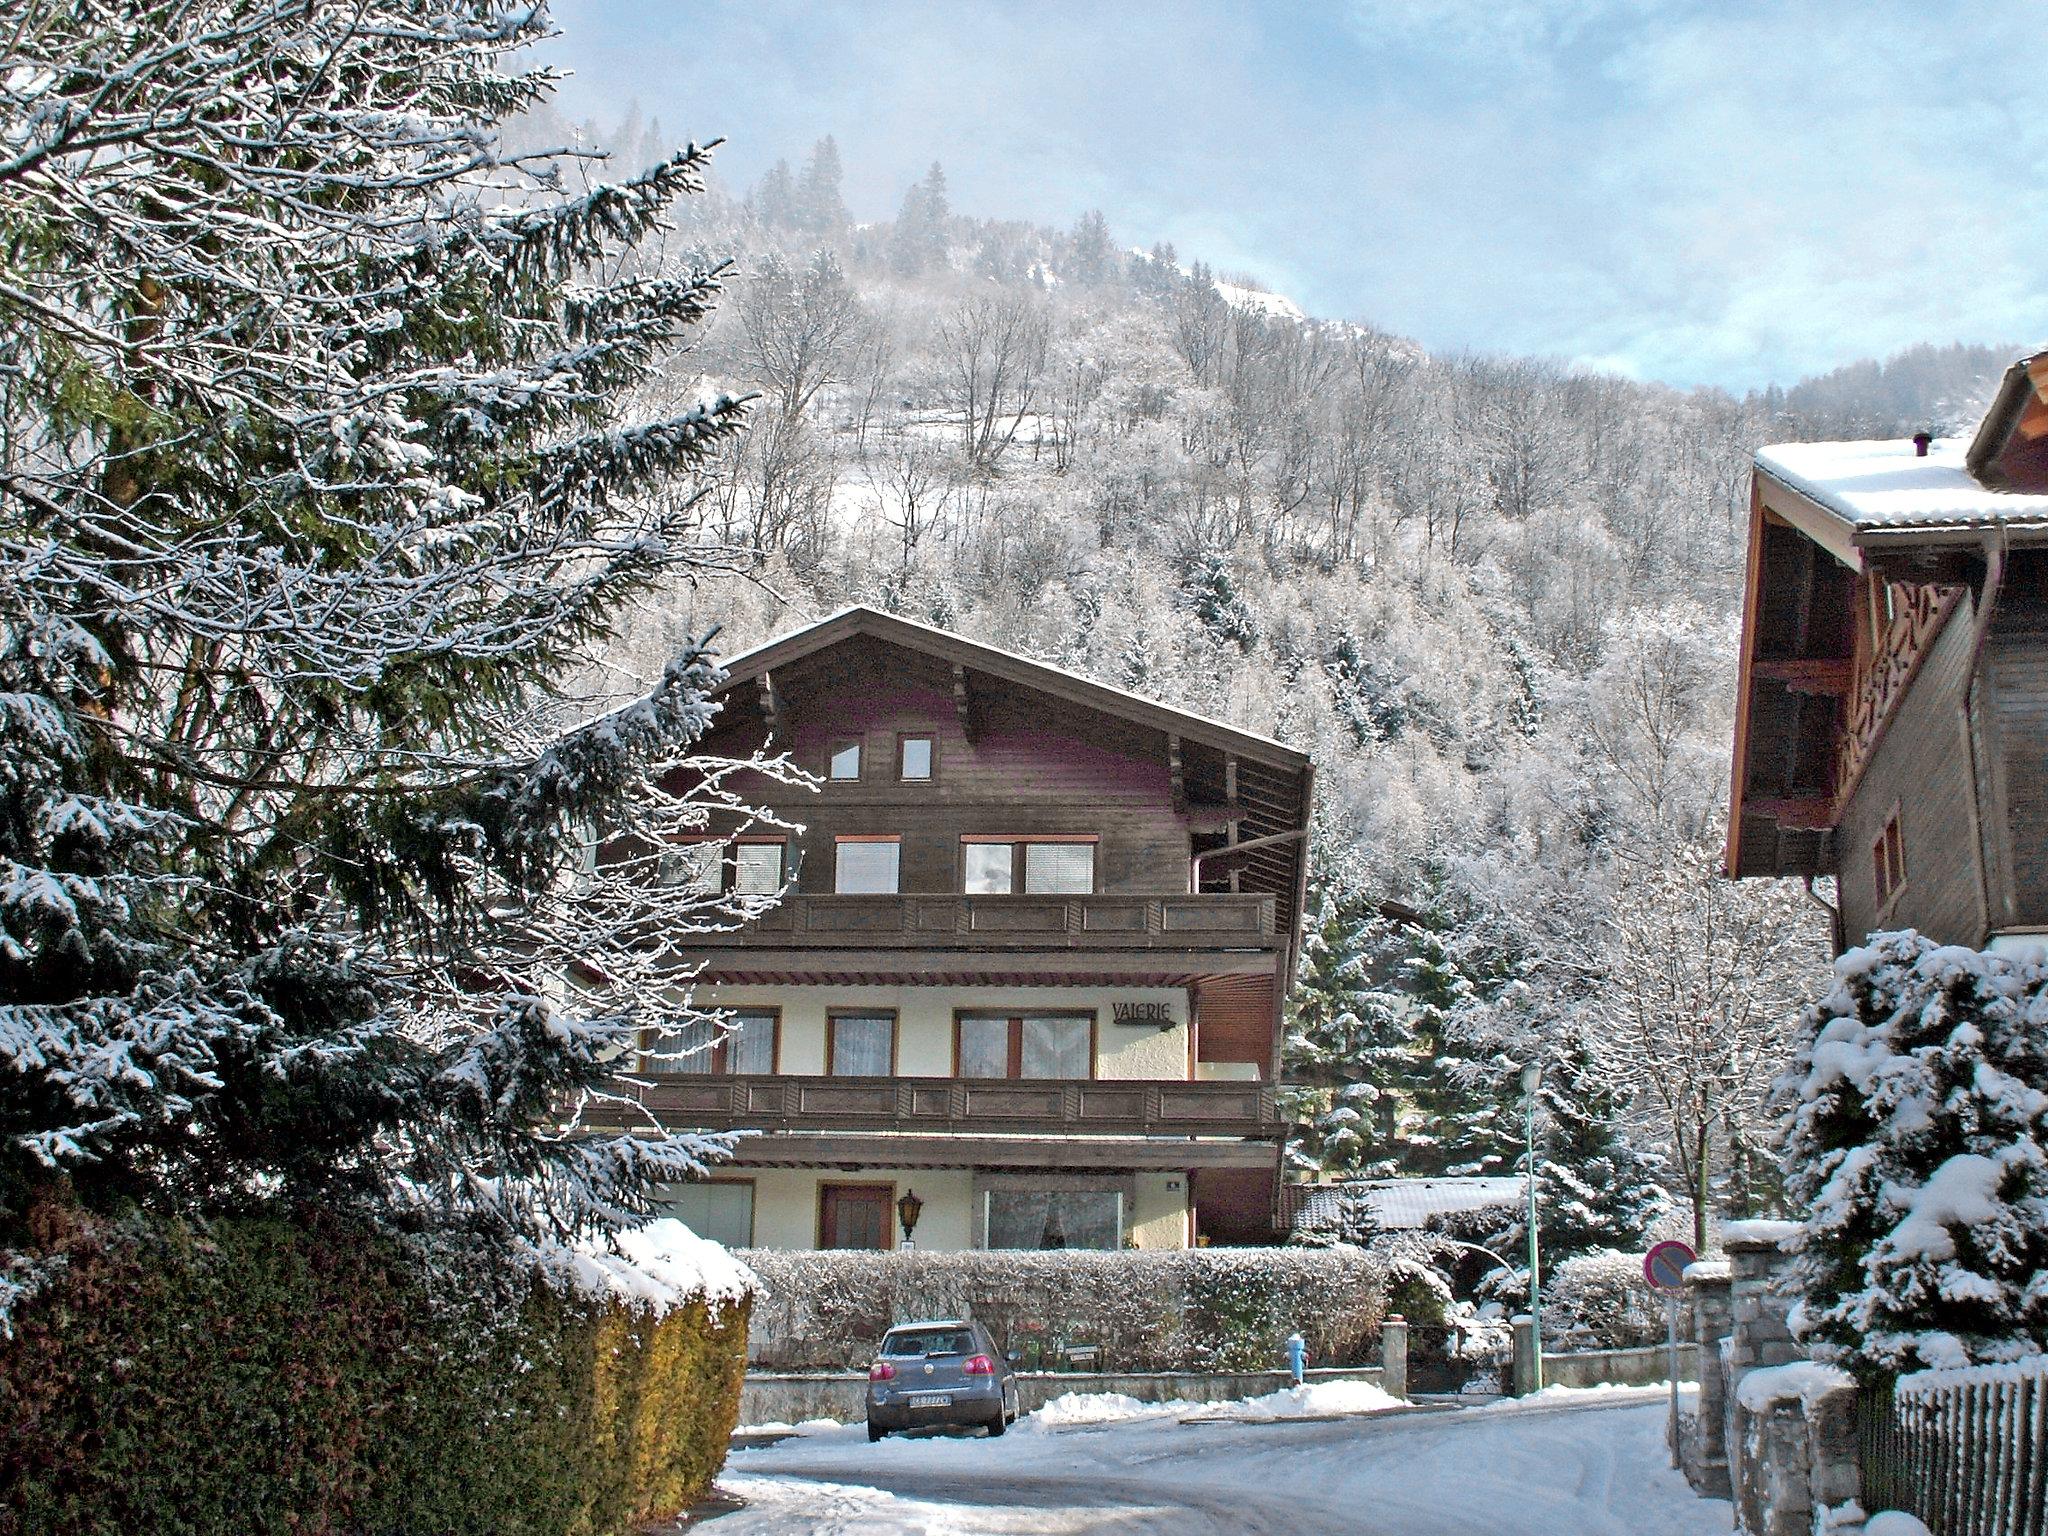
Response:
[[1755, 437, 2048, 534], [719, 604, 1307, 763], [1296, 1175, 1525, 1232]]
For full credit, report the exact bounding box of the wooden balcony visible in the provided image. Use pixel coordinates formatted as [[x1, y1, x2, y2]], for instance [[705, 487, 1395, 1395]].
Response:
[[616, 1072, 1283, 1140], [706, 892, 1279, 950]]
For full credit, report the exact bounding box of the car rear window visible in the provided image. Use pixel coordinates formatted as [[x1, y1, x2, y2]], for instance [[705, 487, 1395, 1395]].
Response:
[[883, 1328, 976, 1357]]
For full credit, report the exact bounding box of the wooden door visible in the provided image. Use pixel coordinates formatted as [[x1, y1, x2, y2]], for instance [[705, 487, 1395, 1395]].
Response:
[[819, 1184, 893, 1250]]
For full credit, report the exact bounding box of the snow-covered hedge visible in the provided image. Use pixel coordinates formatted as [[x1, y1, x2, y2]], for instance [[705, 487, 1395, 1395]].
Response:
[[0, 1206, 753, 1535], [742, 1246, 1389, 1372], [1779, 932, 2048, 1377], [1542, 1250, 1668, 1351]]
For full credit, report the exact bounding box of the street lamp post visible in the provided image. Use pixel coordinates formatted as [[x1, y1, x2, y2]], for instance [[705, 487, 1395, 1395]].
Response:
[[1521, 1061, 1544, 1396]]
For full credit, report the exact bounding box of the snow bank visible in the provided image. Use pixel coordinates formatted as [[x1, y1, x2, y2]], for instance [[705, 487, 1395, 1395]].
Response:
[[736, 1417, 848, 1436], [1734, 1361, 1852, 1413], [1205, 1379, 1403, 1420], [1866, 1514, 1935, 1536], [1027, 1392, 1191, 1428], [558, 1218, 759, 1315], [1477, 1382, 1680, 1412]]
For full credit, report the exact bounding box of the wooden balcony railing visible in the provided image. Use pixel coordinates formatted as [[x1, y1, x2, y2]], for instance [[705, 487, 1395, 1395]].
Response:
[[613, 1073, 1282, 1139], [698, 892, 1278, 950]]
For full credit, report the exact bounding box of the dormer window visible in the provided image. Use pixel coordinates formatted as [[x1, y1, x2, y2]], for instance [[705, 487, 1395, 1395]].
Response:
[[828, 740, 862, 780]]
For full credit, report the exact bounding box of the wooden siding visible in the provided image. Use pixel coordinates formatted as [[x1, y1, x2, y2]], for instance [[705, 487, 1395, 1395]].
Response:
[[691, 632, 1309, 939], [1836, 593, 1987, 946], [1985, 558, 2048, 927], [699, 636, 1202, 897]]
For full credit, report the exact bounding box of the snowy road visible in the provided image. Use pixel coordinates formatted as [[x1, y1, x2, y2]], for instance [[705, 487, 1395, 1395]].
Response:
[[705, 1390, 1733, 1535]]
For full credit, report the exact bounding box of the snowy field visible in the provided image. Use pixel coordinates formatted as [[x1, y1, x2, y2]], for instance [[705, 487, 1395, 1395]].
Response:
[[705, 1386, 1730, 1535]]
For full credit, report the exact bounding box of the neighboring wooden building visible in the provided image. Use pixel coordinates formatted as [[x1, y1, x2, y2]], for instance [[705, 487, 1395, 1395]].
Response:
[[626, 606, 1313, 1251], [1727, 351, 2048, 952]]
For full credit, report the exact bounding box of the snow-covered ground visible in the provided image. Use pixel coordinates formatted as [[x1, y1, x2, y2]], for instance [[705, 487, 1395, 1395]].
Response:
[[706, 1386, 1727, 1534]]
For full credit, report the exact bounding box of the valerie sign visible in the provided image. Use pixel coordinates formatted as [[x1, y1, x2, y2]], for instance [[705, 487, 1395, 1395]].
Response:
[[1111, 1001, 1176, 1028]]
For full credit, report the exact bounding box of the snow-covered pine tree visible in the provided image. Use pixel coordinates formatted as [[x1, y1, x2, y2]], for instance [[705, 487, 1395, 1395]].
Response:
[[1281, 879, 1419, 1179], [0, 1, 800, 1263], [1490, 1032, 1669, 1269], [1401, 906, 1526, 1178], [1778, 933, 2048, 1378]]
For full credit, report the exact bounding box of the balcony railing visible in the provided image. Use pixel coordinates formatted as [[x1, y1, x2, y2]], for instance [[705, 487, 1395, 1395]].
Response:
[[697, 892, 1278, 950], [613, 1072, 1282, 1139]]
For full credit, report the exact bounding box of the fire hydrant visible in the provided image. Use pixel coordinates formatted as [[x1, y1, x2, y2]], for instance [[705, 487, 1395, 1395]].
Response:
[[1286, 1331, 1307, 1388]]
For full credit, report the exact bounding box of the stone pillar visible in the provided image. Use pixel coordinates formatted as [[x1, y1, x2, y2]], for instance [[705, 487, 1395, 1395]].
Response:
[[1380, 1314, 1409, 1401], [1510, 1314, 1537, 1397], [1721, 1222, 1805, 1532], [1682, 1259, 1735, 1498]]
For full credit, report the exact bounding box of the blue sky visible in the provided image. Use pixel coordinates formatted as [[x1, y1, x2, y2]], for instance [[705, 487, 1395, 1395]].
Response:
[[541, 1, 2044, 391]]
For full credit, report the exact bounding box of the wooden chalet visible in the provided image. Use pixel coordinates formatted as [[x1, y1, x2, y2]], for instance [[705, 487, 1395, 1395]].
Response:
[[1728, 350, 2048, 951], [630, 606, 1314, 1251]]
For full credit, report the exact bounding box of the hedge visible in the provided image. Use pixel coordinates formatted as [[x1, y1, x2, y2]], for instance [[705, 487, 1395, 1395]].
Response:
[[0, 1205, 752, 1536], [741, 1246, 1388, 1372]]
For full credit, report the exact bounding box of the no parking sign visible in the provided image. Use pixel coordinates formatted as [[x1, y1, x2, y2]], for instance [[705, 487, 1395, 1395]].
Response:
[[1643, 1239, 1697, 1469], [1644, 1239, 1697, 1293]]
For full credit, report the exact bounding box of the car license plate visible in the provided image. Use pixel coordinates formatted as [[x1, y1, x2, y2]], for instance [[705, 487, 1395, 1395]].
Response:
[[908, 1393, 952, 1409]]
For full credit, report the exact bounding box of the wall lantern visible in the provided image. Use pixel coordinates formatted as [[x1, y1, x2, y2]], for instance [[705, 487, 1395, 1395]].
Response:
[[896, 1188, 924, 1248]]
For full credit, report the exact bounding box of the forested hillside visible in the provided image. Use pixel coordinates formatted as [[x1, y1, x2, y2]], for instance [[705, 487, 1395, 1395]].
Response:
[[524, 113, 2016, 1247]]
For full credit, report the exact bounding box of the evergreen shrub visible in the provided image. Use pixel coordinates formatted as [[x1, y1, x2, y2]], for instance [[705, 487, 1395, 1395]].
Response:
[[741, 1246, 1387, 1372], [0, 1205, 751, 1536], [1779, 932, 2048, 1379]]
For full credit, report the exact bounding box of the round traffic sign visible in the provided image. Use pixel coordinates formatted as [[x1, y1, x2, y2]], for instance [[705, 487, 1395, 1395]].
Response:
[[1644, 1240, 1698, 1292]]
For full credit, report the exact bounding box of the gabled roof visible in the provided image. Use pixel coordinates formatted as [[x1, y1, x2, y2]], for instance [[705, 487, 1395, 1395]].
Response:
[[716, 604, 1311, 771], [1753, 349, 2048, 551]]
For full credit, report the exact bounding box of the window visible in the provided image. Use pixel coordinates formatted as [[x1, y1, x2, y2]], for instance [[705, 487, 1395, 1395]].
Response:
[[657, 1181, 754, 1248], [646, 1010, 777, 1075], [834, 836, 900, 894], [898, 735, 934, 781], [963, 839, 1014, 894], [733, 841, 785, 896], [1873, 809, 1906, 909], [829, 1012, 896, 1076], [1024, 842, 1095, 895], [657, 842, 722, 893], [828, 740, 862, 780], [955, 1012, 1093, 1079], [957, 1016, 1010, 1077], [960, 836, 1098, 895], [985, 1188, 1122, 1250]]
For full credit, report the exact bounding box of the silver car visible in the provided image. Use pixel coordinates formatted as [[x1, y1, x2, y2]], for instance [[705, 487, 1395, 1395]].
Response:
[[865, 1319, 1019, 1441]]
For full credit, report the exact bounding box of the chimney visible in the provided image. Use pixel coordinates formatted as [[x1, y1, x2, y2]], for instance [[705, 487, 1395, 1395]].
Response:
[[1913, 431, 1933, 457]]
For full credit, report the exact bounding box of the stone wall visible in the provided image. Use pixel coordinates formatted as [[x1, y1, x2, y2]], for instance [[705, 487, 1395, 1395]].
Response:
[[1675, 1221, 1864, 1534]]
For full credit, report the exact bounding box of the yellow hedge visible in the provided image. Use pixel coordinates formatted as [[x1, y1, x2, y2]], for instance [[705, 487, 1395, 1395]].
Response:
[[0, 1205, 750, 1536]]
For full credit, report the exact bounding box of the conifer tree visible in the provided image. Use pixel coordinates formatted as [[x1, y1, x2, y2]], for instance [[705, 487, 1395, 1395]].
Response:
[[1400, 906, 1526, 1178], [1779, 933, 2048, 1377], [796, 136, 849, 239], [1282, 882, 1419, 1179], [0, 0, 800, 1262]]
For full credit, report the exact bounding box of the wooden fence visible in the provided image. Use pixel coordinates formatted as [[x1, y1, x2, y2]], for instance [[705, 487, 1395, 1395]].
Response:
[[1859, 1360, 2048, 1535]]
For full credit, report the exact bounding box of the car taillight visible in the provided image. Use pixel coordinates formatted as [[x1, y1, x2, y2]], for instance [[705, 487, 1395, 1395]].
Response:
[[869, 1361, 896, 1381], [963, 1354, 995, 1375]]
